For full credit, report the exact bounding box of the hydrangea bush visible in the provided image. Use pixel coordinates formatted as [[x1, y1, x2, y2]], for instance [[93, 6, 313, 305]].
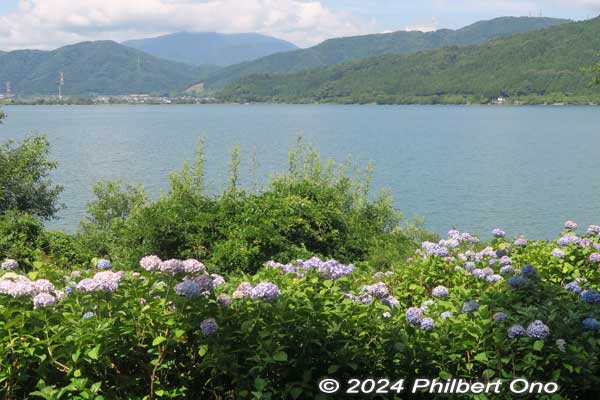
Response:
[[1, 222, 600, 399]]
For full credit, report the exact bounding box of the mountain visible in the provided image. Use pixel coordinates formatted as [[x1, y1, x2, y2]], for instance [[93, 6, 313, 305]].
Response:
[[123, 32, 298, 66], [218, 17, 600, 104], [203, 17, 571, 89], [0, 41, 218, 96]]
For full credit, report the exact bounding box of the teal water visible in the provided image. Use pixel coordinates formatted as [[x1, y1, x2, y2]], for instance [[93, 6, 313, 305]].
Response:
[[1, 104, 599, 239]]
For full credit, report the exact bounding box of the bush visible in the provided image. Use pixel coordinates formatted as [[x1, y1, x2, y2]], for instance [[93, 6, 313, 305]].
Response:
[[0, 210, 44, 266]]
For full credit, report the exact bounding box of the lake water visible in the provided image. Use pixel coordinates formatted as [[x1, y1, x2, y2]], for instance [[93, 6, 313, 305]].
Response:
[[1, 104, 599, 239]]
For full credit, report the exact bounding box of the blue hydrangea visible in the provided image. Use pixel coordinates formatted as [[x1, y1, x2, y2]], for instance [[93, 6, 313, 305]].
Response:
[[200, 318, 218, 336], [520, 264, 537, 278], [582, 318, 600, 331], [462, 300, 480, 314], [175, 279, 202, 297], [82, 311, 95, 320], [431, 285, 449, 298], [526, 320, 550, 339], [581, 290, 600, 304], [96, 259, 111, 270], [420, 317, 435, 331], [250, 282, 281, 302], [440, 311, 453, 320], [406, 307, 423, 325], [564, 281, 582, 294], [508, 324, 526, 338], [493, 312, 508, 322], [508, 275, 532, 289]]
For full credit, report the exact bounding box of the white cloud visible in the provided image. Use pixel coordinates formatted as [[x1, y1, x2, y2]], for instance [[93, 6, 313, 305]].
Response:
[[405, 17, 438, 32], [0, 0, 371, 50]]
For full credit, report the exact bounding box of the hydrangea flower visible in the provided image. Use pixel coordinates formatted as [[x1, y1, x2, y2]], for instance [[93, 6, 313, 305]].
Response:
[[406, 307, 423, 325], [361, 282, 389, 299], [508, 275, 532, 289], [182, 259, 205, 274], [499, 256, 512, 266], [175, 279, 202, 297], [589, 253, 600, 263], [514, 237, 527, 247], [431, 285, 449, 298], [555, 339, 566, 352], [481, 267, 494, 277], [564, 220, 578, 230], [581, 290, 600, 304], [486, 274, 503, 284], [440, 311, 453, 320], [526, 320, 550, 339], [140, 255, 162, 271], [210, 274, 226, 288], [558, 234, 580, 246], [520, 264, 537, 278], [462, 300, 480, 313], [250, 282, 280, 302], [464, 262, 476, 272], [32, 279, 55, 294], [8, 279, 34, 297], [159, 259, 184, 274], [382, 311, 392, 319], [579, 238, 594, 248], [587, 225, 600, 235], [582, 318, 600, 331], [82, 311, 95, 320], [508, 324, 526, 338], [454, 266, 464, 272], [472, 269, 485, 279], [33, 292, 56, 309], [499, 265, 515, 276], [492, 228, 506, 238], [232, 282, 253, 299], [1, 259, 18, 270], [564, 281, 582, 294], [420, 300, 435, 311], [96, 259, 111, 270], [381, 296, 399, 308], [193, 275, 214, 293], [420, 317, 435, 331], [200, 318, 218, 336], [217, 293, 231, 307], [493, 312, 508, 322], [551, 248, 565, 259]]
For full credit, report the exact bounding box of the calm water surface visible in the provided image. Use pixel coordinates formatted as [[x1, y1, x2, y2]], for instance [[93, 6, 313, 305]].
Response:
[[1, 104, 599, 239]]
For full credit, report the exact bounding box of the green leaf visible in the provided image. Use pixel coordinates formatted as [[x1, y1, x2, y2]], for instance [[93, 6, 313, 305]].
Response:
[[474, 352, 488, 363], [255, 378, 267, 391], [152, 336, 167, 346], [533, 340, 544, 351], [87, 345, 100, 360], [290, 387, 303, 399], [273, 351, 288, 362], [198, 344, 208, 357]]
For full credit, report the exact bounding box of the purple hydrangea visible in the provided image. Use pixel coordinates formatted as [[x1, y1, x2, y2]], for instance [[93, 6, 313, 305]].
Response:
[[440, 311, 453, 320], [1, 259, 18, 270], [472, 269, 485, 279], [217, 293, 232, 307], [361, 282, 389, 299], [558, 234, 580, 247], [193, 275, 215, 293], [499, 256, 512, 266], [499, 265, 515, 276], [32, 279, 55, 294], [182, 259, 205, 274], [526, 320, 550, 339], [420, 300, 435, 311], [514, 237, 528, 247], [493, 312, 508, 322], [587, 225, 600, 235], [552, 248, 565, 259], [582, 318, 600, 331], [96, 259, 111, 270], [564, 220, 578, 230], [420, 317, 435, 331], [210, 274, 226, 288], [32, 292, 56, 309], [486, 274, 503, 284], [250, 282, 280, 302], [232, 281, 253, 299], [579, 238, 594, 248], [175, 279, 202, 297], [140, 255, 162, 271], [200, 318, 218, 336], [464, 262, 476, 272], [492, 228, 506, 238], [581, 290, 600, 304], [159, 259, 184, 274], [508, 324, 526, 338], [406, 307, 423, 325], [462, 300, 480, 314], [381, 296, 399, 308], [589, 253, 600, 263], [564, 281, 582, 294], [431, 285, 449, 298], [482, 267, 494, 277]]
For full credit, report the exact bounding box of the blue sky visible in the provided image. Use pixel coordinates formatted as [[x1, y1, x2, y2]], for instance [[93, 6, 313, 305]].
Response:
[[0, 0, 598, 50]]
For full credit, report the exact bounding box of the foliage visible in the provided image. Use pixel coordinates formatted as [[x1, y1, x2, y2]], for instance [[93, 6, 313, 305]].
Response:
[[0, 41, 215, 96], [217, 17, 600, 104], [0, 135, 63, 220], [1, 224, 600, 399], [0, 210, 44, 266], [204, 17, 569, 89]]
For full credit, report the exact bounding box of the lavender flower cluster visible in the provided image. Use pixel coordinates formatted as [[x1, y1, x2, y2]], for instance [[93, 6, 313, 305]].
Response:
[[1, 259, 18, 270], [266, 257, 355, 280], [76, 271, 125, 292], [139, 255, 206, 275], [0, 272, 66, 308]]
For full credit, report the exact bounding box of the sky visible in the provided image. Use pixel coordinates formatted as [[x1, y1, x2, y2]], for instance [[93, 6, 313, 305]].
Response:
[[0, 0, 599, 51]]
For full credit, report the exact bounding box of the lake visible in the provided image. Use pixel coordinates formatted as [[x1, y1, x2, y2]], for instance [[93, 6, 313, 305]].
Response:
[[1, 104, 599, 239]]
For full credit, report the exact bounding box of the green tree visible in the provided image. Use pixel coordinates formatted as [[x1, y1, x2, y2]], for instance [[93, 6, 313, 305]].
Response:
[[0, 107, 5, 123], [0, 135, 63, 219]]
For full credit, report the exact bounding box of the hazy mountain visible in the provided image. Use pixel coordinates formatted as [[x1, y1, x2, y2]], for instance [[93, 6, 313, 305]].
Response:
[[204, 16, 571, 89], [123, 32, 298, 66], [0, 41, 217, 96], [218, 17, 600, 103]]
